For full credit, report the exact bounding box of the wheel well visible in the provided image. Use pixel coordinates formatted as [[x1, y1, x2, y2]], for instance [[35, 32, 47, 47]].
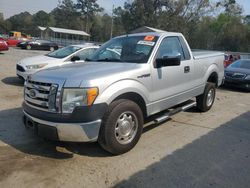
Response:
[[207, 72, 218, 87], [113, 92, 147, 118]]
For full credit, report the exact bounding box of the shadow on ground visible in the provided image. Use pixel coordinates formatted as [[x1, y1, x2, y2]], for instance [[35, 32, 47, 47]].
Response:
[[0, 107, 112, 159], [0, 101, 199, 159], [2, 76, 24, 87], [114, 110, 250, 188]]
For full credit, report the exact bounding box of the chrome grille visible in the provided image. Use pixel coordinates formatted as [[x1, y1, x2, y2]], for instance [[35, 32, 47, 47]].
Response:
[[25, 80, 58, 112]]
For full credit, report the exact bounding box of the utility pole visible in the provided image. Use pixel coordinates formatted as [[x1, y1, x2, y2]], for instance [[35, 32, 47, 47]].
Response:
[[86, 5, 89, 34], [110, 4, 114, 39]]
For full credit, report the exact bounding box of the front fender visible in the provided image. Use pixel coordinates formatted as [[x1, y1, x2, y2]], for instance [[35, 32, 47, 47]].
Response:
[[94, 79, 150, 105]]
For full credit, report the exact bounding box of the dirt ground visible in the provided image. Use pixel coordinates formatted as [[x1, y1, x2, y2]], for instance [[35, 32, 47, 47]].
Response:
[[0, 48, 250, 188]]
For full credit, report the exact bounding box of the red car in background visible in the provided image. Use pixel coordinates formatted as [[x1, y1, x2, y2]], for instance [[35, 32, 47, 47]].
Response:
[[224, 53, 241, 68], [6, 37, 30, 47], [0, 39, 9, 51]]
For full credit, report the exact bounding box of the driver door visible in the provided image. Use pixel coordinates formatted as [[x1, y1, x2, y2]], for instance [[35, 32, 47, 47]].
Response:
[[151, 36, 193, 111]]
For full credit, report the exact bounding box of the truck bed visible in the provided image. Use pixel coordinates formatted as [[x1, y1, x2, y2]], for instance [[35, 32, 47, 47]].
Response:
[[192, 50, 224, 60]]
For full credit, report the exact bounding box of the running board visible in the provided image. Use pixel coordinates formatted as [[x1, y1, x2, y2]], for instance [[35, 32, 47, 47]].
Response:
[[154, 101, 197, 124]]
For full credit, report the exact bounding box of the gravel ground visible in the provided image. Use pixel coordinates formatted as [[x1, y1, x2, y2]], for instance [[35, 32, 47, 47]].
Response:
[[0, 48, 250, 188]]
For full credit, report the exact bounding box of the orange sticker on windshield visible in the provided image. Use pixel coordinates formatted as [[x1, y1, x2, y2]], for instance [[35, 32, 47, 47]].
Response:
[[144, 36, 155, 41]]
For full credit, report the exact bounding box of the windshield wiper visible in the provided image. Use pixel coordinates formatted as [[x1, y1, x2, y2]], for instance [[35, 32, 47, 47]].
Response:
[[97, 58, 122, 62], [85, 58, 93, 62]]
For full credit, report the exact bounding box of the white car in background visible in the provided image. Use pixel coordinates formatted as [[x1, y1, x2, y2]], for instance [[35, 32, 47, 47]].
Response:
[[16, 44, 99, 80]]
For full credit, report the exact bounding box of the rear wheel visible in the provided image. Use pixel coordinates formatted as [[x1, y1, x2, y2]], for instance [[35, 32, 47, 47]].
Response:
[[98, 99, 143, 155], [196, 82, 216, 112]]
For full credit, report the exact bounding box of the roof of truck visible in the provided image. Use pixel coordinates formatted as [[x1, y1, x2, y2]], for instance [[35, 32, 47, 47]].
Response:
[[118, 31, 183, 38], [129, 26, 167, 34], [71, 43, 100, 48]]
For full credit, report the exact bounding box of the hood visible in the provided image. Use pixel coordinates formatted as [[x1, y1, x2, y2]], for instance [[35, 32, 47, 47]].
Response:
[[31, 62, 142, 87], [18, 55, 61, 66], [225, 67, 250, 75]]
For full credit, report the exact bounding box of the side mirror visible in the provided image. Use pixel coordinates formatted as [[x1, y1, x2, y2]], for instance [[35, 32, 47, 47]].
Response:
[[71, 56, 80, 62], [155, 53, 181, 68]]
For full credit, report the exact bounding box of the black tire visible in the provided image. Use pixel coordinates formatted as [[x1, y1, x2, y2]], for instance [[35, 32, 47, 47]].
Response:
[[98, 99, 144, 155], [196, 82, 216, 112]]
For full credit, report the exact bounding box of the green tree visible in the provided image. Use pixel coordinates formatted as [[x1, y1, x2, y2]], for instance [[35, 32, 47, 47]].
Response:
[[216, 0, 242, 15], [0, 13, 6, 33], [33, 10, 54, 27], [190, 13, 248, 52], [6, 12, 34, 35], [90, 14, 113, 42], [113, 7, 126, 36], [51, 0, 81, 30], [114, 0, 211, 36], [113, 0, 160, 32], [244, 15, 250, 25], [75, 0, 103, 33]]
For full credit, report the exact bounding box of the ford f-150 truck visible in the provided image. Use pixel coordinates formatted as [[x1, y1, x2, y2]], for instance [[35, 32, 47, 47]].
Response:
[[23, 32, 224, 154]]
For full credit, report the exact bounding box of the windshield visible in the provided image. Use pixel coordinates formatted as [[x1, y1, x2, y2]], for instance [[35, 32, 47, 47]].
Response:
[[46, 46, 82, 58], [87, 35, 158, 63], [229, 60, 250, 69]]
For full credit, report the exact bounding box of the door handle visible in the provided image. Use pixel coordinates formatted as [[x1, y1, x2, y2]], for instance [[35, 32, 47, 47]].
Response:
[[184, 66, 190, 73]]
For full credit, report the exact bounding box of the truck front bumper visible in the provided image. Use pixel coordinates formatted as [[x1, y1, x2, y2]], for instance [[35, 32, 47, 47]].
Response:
[[23, 111, 102, 142]]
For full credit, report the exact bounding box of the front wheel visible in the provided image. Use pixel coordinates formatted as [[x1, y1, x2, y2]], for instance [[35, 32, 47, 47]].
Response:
[[196, 82, 216, 112], [98, 99, 143, 155]]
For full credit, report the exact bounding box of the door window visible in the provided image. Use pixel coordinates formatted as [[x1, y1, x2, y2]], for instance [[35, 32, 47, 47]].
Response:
[[156, 37, 185, 60]]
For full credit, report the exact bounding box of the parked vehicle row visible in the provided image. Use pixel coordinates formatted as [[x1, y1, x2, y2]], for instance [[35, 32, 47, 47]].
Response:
[[17, 39, 59, 51], [21, 31, 225, 154], [6, 37, 30, 47], [0, 35, 60, 52]]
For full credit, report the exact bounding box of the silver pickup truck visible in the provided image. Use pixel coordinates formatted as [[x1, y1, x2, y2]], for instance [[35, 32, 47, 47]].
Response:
[[23, 32, 224, 154]]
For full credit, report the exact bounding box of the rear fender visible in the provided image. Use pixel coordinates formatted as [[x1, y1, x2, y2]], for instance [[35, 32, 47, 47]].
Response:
[[204, 64, 219, 84]]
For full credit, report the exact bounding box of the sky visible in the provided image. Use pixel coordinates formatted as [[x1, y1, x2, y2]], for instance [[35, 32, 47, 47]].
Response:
[[0, 0, 126, 19], [0, 0, 249, 19]]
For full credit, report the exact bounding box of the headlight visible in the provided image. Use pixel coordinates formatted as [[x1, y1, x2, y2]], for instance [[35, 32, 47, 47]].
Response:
[[26, 63, 48, 69], [245, 75, 250, 80], [62, 88, 98, 113]]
